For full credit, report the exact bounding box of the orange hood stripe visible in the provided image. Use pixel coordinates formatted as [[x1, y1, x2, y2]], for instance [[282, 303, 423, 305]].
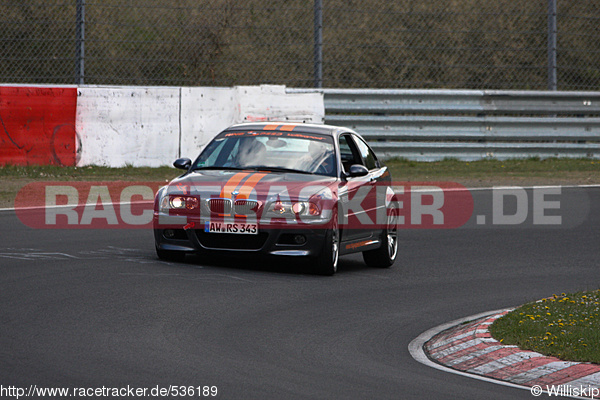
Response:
[[220, 172, 268, 199], [236, 173, 267, 199], [220, 172, 250, 199]]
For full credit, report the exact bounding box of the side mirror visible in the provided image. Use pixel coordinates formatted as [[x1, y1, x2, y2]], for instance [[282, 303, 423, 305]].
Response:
[[173, 158, 192, 170], [346, 164, 369, 178]]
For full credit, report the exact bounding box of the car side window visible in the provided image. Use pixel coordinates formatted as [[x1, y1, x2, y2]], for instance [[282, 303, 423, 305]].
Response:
[[338, 134, 363, 173], [353, 135, 379, 171]]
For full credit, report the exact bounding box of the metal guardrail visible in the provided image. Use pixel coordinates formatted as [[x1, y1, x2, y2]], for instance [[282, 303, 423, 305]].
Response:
[[289, 89, 600, 161]]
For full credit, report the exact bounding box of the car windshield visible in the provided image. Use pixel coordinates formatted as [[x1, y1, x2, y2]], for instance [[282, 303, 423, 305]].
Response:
[[192, 130, 337, 176]]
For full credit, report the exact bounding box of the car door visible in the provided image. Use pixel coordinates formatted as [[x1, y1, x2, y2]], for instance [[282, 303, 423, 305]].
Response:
[[337, 133, 375, 241], [352, 134, 390, 231]]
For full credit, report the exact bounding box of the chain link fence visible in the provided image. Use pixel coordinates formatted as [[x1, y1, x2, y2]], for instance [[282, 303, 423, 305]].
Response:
[[1, 0, 598, 90]]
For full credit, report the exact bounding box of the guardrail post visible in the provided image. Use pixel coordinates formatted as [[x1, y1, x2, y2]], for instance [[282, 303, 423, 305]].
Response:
[[547, 0, 557, 91], [313, 0, 323, 88], [76, 0, 86, 84]]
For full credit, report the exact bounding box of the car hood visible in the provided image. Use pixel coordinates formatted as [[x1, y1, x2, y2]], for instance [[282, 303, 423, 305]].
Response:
[[165, 170, 338, 200]]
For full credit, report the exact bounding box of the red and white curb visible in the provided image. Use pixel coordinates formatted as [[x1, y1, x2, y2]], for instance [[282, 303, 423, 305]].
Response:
[[409, 309, 600, 399]]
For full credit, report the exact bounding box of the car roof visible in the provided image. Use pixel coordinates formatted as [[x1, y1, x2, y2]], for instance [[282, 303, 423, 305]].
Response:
[[223, 122, 354, 137]]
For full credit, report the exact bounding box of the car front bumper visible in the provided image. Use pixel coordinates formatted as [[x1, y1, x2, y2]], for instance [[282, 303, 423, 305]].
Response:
[[153, 213, 330, 258]]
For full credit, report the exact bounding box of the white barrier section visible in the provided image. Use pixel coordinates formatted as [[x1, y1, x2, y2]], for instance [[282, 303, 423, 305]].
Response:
[[237, 85, 324, 124], [76, 85, 324, 167], [179, 87, 237, 160], [76, 86, 180, 167], [179, 85, 325, 160]]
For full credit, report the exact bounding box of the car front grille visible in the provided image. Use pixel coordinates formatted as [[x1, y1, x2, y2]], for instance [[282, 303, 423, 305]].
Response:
[[233, 199, 259, 215], [207, 198, 260, 216], [207, 198, 232, 215]]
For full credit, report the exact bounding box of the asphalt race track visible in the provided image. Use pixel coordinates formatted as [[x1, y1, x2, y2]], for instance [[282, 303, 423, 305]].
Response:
[[1, 187, 598, 399]]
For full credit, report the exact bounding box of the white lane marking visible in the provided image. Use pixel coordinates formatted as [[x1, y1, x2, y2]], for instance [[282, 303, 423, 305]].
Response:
[[0, 252, 79, 260], [0, 254, 32, 260], [119, 272, 255, 283], [0, 200, 153, 212]]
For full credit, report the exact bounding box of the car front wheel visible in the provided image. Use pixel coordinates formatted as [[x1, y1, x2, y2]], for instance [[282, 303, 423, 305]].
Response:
[[363, 202, 398, 268], [313, 208, 339, 276]]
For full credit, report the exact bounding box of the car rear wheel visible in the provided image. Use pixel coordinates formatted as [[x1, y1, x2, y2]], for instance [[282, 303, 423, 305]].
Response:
[[156, 245, 186, 262], [363, 202, 398, 268], [313, 208, 339, 276]]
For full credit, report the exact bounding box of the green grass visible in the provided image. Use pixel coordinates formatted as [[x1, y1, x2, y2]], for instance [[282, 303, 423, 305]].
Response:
[[0, 165, 180, 208], [385, 157, 600, 185], [0, 164, 179, 181], [490, 290, 600, 364]]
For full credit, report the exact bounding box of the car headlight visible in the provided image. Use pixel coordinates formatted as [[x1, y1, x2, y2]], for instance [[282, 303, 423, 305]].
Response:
[[160, 195, 199, 211], [267, 200, 321, 216]]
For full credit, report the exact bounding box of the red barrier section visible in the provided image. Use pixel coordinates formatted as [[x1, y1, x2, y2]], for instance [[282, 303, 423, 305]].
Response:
[[0, 86, 78, 166]]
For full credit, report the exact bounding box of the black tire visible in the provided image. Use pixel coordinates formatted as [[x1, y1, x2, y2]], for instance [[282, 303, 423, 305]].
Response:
[[156, 245, 186, 262], [363, 202, 398, 268], [313, 208, 339, 276]]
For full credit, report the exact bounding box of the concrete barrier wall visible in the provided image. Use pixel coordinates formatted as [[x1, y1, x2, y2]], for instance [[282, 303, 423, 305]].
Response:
[[0, 84, 324, 167], [76, 86, 181, 167], [0, 85, 78, 166]]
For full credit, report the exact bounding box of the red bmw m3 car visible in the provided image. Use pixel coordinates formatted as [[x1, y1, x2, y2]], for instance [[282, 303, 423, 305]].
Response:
[[153, 122, 399, 275]]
